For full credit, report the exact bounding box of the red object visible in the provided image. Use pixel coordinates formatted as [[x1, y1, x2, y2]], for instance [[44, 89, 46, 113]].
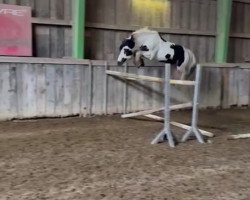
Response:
[[0, 4, 32, 56]]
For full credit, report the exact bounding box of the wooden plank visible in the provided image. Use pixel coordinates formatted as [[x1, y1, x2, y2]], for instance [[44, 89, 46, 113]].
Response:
[[92, 65, 106, 114], [127, 67, 140, 112], [95, 0, 105, 23], [71, 65, 82, 115], [90, 29, 104, 60], [0, 64, 17, 120], [50, 0, 65, 58], [161, 0, 171, 28], [88, 62, 93, 115], [63, 65, 74, 115], [45, 65, 56, 116], [228, 69, 238, 106], [50, 27, 65, 58], [180, 0, 190, 29], [171, 0, 181, 29], [36, 64, 46, 117], [107, 66, 124, 113], [21, 64, 37, 118], [79, 64, 90, 116], [64, 27, 72, 57], [208, 1, 217, 32], [35, 0, 50, 18], [35, 26, 50, 57], [103, 30, 116, 60], [234, 1, 244, 33], [244, 3, 250, 33], [237, 69, 250, 106], [104, 0, 116, 25], [54, 65, 64, 116], [16, 64, 24, 118], [222, 68, 230, 108], [200, 1, 209, 32], [8, 64, 18, 118], [34, 0, 50, 57], [131, 0, 141, 26], [201, 68, 222, 108], [190, 0, 200, 30], [63, 0, 72, 56]]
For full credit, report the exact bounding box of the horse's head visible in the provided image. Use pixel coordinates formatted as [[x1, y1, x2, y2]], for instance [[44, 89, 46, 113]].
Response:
[[117, 36, 136, 66]]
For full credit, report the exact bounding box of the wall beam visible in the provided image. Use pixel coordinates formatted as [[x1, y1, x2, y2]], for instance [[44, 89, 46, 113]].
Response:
[[72, 0, 85, 59], [215, 0, 233, 63]]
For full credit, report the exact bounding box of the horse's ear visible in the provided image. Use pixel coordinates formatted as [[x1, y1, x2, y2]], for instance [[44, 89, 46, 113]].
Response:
[[130, 35, 134, 41], [127, 36, 135, 49]]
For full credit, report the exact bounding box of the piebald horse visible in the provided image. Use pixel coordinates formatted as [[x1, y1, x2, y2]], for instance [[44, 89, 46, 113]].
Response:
[[117, 27, 196, 80]]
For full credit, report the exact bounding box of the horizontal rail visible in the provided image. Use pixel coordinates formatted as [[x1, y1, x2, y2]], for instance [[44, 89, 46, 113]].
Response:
[[1, 58, 249, 70], [200, 63, 250, 69], [106, 70, 195, 85], [32, 18, 72, 26], [121, 102, 192, 118], [86, 23, 216, 37], [0, 57, 165, 67], [228, 133, 250, 140]]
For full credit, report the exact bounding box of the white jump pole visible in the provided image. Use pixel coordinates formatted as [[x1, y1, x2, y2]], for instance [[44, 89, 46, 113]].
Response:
[[151, 64, 175, 147]]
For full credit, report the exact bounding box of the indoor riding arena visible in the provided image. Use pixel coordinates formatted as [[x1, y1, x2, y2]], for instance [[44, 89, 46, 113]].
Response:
[[0, 0, 250, 200]]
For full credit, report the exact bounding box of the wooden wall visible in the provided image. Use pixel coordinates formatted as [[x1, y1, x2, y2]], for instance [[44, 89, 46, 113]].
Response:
[[1, 0, 250, 61], [0, 0, 249, 121], [85, 0, 217, 62], [0, 57, 249, 121]]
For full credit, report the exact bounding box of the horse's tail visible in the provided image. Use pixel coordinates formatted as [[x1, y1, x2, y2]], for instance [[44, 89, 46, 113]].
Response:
[[179, 49, 197, 80]]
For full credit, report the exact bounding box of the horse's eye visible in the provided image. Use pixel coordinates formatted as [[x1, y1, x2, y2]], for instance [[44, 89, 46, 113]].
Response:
[[124, 49, 133, 56]]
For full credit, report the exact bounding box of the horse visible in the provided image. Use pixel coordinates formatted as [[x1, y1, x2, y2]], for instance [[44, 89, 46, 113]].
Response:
[[117, 27, 197, 80]]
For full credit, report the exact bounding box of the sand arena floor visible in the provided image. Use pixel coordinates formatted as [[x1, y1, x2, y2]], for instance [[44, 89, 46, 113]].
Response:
[[0, 108, 250, 200]]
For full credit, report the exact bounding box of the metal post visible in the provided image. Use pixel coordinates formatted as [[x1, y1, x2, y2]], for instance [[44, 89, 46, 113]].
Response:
[[151, 64, 175, 147], [182, 64, 204, 143], [73, 0, 85, 59]]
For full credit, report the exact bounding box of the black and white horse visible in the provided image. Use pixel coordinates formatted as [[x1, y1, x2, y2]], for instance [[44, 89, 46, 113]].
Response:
[[117, 27, 196, 80]]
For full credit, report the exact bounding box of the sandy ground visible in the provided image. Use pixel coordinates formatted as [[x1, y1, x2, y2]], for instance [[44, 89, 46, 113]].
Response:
[[0, 108, 250, 200]]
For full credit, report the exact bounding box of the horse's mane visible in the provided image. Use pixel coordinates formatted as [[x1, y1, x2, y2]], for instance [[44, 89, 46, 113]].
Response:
[[132, 27, 158, 36]]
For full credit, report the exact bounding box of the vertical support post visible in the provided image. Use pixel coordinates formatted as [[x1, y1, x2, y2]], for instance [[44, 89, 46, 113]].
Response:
[[104, 61, 108, 115], [215, 0, 232, 63], [182, 64, 204, 143], [73, 0, 85, 59], [88, 61, 93, 115], [151, 64, 175, 147], [123, 63, 128, 114]]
